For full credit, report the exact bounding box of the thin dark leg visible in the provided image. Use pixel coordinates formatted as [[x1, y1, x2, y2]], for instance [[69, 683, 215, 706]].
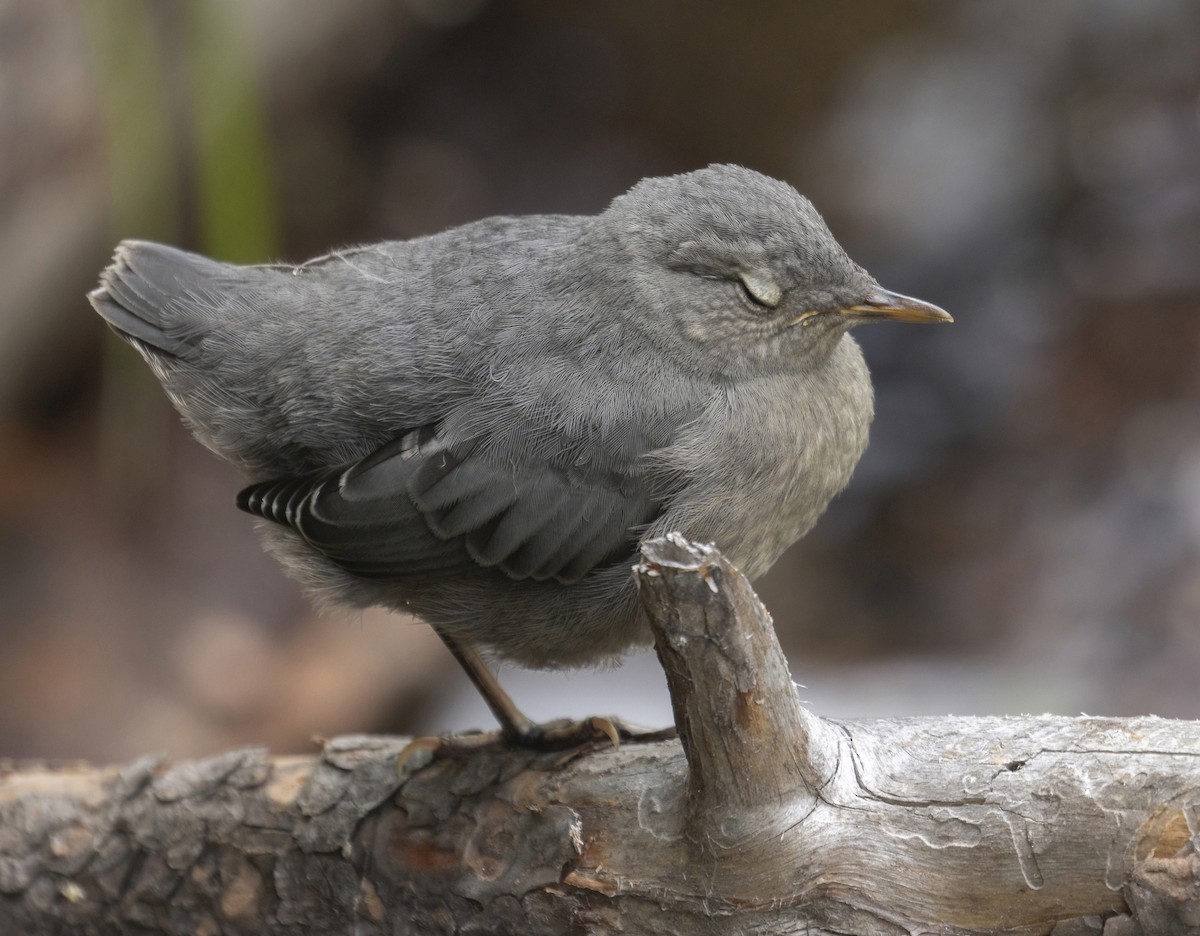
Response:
[[431, 625, 535, 740], [429, 626, 675, 750]]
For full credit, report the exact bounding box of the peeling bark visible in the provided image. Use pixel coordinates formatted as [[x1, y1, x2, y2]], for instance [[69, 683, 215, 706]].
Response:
[[2, 536, 1199, 935]]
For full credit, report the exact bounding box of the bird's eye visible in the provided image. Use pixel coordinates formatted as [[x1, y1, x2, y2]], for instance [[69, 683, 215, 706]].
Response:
[[737, 272, 782, 309]]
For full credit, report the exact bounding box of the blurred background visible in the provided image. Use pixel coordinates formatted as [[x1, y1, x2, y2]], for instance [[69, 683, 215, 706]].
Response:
[[2, 0, 1199, 762]]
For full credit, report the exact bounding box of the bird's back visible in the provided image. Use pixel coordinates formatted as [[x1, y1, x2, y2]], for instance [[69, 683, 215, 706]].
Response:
[[90, 216, 599, 477]]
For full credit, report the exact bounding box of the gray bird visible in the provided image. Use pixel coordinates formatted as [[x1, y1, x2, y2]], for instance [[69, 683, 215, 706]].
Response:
[[89, 164, 950, 744]]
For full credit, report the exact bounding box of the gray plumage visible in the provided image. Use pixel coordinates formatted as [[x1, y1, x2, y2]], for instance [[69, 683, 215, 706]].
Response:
[[89, 164, 948, 668]]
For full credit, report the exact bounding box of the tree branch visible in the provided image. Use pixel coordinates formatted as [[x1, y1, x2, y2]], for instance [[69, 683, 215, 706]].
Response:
[[2, 536, 1198, 934]]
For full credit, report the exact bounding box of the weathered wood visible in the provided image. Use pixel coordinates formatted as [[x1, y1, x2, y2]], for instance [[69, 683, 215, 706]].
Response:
[[2, 537, 1198, 934], [641, 534, 840, 829]]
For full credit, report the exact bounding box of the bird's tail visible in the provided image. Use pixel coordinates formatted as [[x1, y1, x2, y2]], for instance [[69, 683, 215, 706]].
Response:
[[89, 240, 234, 358]]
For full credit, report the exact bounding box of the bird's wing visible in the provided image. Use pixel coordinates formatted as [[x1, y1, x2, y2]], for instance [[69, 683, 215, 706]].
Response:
[[237, 425, 663, 585]]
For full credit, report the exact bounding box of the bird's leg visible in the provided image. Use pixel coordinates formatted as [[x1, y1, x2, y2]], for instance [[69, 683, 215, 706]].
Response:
[[432, 626, 537, 739], [429, 627, 674, 751]]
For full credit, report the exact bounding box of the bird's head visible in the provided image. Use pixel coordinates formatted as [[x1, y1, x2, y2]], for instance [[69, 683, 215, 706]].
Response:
[[598, 164, 951, 377]]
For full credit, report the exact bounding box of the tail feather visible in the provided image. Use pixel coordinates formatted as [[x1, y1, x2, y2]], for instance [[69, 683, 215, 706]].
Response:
[[89, 240, 232, 358]]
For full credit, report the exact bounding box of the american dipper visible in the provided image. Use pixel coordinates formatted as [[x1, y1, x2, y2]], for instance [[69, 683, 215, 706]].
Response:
[[90, 164, 950, 744]]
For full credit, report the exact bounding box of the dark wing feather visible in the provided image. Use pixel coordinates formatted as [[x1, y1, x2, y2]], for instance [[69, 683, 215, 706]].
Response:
[[238, 427, 661, 585]]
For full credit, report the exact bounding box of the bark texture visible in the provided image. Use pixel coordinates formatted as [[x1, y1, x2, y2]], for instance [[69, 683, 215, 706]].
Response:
[[2, 536, 1199, 935]]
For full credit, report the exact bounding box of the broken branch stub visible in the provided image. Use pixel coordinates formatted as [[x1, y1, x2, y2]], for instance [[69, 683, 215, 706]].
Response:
[[635, 533, 841, 845]]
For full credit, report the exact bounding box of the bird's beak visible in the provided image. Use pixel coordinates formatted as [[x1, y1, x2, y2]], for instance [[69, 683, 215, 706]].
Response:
[[840, 287, 953, 325]]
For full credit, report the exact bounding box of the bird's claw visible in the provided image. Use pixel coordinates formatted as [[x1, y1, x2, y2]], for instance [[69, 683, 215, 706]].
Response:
[[502, 714, 677, 751], [395, 717, 676, 772]]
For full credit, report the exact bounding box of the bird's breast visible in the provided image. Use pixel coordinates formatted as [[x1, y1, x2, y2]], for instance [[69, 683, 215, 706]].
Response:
[[653, 336, 874, 579]]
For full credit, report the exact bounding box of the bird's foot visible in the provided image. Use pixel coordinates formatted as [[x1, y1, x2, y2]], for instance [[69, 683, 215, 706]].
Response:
[[429, 628, 676, 752], [502, 714, 676, 751], [395, 717, 676, 773]]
